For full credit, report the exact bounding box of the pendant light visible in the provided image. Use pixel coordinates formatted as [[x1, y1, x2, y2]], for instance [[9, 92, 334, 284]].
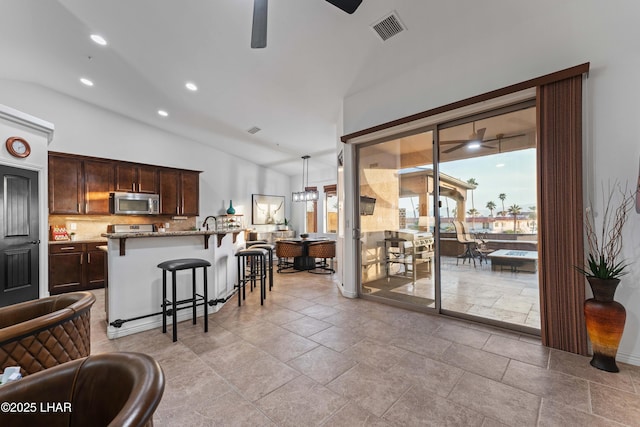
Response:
[[292, 155, 319, 202]]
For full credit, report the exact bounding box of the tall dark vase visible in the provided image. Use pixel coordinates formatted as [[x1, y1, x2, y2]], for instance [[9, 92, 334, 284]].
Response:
[[584, 277, 626, 373], [226, 200, 235, 215]]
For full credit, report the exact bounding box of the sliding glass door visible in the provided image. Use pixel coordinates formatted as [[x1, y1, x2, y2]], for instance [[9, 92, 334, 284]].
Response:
[[358, 129, 437, 310], [437, 103, 540, 331], [356, 101, 541, 333]]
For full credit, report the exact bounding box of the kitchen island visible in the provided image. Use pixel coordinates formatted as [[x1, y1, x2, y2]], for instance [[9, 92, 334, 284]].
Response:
[[101, 230, 245, 338]]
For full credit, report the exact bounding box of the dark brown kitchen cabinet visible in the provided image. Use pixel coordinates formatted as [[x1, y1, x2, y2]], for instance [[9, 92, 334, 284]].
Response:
[[86, 244, 106, 287], [49, 154, 114, 215], [84, 160, 114, 214], [115, 163, 158, 194], [49, 152, 200, 217], [181, 171, 200, 216], [159, 169, 200, 216], [49, 155, 83, 214], [49, 243, 105, 295]]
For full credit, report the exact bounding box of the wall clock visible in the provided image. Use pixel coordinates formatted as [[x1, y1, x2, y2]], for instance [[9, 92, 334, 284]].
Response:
[[6, 136, 31, 158]]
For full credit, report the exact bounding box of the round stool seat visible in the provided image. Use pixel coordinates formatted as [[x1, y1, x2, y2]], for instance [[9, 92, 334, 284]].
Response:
[[245, 240, 268, 248], [236, 248, 268, 257], [248, 243, 275, 250], [158, 258, 211, 271]]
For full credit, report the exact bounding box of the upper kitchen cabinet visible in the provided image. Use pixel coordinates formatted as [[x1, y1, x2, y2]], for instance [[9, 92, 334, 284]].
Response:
[[49, 155, 83, 214], [84, 160, 114, 214], [115, 163, 158, 194], [49, 153, 114, 215], [159, 169, 200, 216]]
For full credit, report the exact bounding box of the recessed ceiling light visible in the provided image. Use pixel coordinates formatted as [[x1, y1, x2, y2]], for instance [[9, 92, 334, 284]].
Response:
[[157, 110, 169, 117], [185, 82, 198, 91], [496, 163, 505, 168], [80, 77, 94, 87], [90, 34, 107, 46]]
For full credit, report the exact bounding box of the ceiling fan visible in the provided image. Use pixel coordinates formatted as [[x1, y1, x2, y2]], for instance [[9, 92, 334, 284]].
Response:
[[440, 122, 487, 154], [251, 0, 363, 48]]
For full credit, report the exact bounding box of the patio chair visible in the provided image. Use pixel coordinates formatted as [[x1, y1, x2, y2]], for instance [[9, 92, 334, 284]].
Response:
[[453, 220, 478, 267]]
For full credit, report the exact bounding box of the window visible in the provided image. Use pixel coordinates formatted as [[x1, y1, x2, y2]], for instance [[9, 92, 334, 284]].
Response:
[[324, 184, 337, 233], [305, 186, 317, 232]]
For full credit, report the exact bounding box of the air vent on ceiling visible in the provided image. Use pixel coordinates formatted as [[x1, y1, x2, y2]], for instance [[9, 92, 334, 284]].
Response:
[[371, 11, 406, 41], [247, 126, 261, 134]]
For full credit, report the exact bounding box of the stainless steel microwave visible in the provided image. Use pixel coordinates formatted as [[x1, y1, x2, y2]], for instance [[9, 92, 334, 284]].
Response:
[[109, 192, 160, 215]]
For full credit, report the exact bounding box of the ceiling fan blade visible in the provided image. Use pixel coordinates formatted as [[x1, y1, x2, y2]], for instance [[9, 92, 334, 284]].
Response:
[[483, 133, 526, 143], [325, 0, 362, 14], [251, 0, 268, 48], [442, 143, 466, 154], [440, 139, 467, 145], [476, 127, 486, 141]]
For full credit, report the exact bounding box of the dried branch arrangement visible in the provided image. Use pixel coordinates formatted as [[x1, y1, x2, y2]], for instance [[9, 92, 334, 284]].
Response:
[[580, 182, 634, 279]]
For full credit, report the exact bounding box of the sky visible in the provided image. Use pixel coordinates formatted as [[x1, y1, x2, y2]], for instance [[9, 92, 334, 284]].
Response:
[[400, 148, 537, 218], [439, 148, 537, 216]]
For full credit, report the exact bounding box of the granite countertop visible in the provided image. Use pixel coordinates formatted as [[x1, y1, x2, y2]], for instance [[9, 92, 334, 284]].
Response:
[[49, 238, 108, 244], [101, 230, 244, 239]]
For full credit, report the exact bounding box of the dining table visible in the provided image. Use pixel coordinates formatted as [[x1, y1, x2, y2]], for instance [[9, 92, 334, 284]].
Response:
[[280, 238, 331, 271]]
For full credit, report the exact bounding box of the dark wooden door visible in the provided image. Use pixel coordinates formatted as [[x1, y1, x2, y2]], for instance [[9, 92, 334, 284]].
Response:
[[49, 250, 83, 295], [49, 155, 83, 214], [181, 171, 200, 216], [115, 163, 157, 194], [85, 245, 105, 289], [115, 163, 137, 193], [137, 165, 158, 194], [84, 160, 114, 214], [0, 165, 39, 307], [159, 169, 180, 215]]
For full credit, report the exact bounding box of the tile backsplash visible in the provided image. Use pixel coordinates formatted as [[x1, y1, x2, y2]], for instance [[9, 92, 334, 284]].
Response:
[[48, 215, 197, 241]]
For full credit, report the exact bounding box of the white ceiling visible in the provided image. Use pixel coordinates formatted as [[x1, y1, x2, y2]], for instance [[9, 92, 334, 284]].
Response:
[[0, 1, 538, 176]]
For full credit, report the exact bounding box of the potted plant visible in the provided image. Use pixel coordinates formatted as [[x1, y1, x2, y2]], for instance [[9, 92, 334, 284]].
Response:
[[69, 232, 76, 241], [278, 218, 289, 231], [577, 182, 634, 372]]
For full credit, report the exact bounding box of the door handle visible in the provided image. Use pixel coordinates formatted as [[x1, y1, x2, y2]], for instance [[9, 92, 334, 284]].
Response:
[[29, 240, 41, 245]]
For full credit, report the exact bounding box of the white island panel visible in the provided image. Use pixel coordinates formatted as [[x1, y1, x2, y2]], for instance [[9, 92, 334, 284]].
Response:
[[105, 232, 244, 338]]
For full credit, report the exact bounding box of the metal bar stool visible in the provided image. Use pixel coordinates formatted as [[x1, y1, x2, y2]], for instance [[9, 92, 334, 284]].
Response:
[[157, 258, 211, 342], [235, 248, 268, 306], [248, 243, 275, 290]]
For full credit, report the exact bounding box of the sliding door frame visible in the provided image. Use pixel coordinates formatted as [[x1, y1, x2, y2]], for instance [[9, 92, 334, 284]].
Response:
[[344, 63, 590, 355]]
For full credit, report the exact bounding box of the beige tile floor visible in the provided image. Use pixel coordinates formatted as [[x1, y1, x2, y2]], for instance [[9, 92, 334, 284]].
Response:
[[90, 272, 640, 426]]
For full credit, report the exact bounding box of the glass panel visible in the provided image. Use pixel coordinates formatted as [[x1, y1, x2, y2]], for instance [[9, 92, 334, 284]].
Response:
[[358, 130, 436, 308], [325, 192, 338, 233], [437, 106, 540, 330], [306, 200, 317, 232], [118, 198, 149, 212]]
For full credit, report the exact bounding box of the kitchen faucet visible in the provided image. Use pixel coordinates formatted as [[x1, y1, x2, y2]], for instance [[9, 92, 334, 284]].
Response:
[[201, 216, 217, 230]]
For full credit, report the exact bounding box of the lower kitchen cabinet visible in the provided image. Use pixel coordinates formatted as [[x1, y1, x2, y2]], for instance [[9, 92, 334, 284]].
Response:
[[49, 242, 105, 295]]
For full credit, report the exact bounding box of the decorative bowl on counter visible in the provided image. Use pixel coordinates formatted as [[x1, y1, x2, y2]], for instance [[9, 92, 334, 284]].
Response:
[[300, 233, 309, 239]]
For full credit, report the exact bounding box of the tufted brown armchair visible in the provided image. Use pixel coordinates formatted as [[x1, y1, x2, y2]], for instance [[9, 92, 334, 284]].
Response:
[[0, 352, 165, 427], [0, 292, 95, 376]]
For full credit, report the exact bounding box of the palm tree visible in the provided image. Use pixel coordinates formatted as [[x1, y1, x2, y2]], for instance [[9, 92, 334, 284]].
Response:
[[498, 193, 507, 217], [528, 205, 537, 233], [507, 204, 522, 233], [467, 178, 478, 224], [467, 208, 479, 229], [486, 201, 496, 217]]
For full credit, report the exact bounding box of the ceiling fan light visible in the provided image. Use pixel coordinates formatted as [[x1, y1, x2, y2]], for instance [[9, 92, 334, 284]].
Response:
[[468, 142, 481, 149]]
